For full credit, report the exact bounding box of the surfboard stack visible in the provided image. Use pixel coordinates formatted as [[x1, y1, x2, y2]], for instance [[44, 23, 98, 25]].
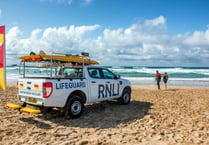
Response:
[[18, 51, 99, 65]]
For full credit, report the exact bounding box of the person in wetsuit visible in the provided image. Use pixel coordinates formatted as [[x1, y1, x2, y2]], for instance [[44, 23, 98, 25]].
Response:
[[155, 70, 161, 90], [163, 72, 169, 89]]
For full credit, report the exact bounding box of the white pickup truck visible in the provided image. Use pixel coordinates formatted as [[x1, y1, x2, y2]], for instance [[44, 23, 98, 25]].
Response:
[[17, 59, 131, 119]]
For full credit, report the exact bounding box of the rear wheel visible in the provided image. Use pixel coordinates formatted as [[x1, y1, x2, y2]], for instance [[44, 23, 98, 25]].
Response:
[[65, 95, 84, 119], [118, 88, 131, 104]]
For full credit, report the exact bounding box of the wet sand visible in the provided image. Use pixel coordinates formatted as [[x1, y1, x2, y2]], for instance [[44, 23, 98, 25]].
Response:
[[0, 85, 209, 145]]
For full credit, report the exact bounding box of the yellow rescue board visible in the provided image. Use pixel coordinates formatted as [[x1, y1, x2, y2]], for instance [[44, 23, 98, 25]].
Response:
[[5, 103, 22, 110], [20, 107, 41, 114], [5, 103, 41, 114], [18, 55, 99, 65]]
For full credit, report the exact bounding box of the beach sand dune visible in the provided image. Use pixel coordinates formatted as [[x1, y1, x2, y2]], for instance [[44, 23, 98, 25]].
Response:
[[0, 86, 209, 145]]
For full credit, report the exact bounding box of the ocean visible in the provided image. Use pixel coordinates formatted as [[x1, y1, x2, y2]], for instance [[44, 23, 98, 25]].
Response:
[[6, 66, 209, 87]]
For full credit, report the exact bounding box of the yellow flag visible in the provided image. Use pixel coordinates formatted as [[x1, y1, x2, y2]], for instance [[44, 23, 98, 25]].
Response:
[[0, 25, 6, 91]]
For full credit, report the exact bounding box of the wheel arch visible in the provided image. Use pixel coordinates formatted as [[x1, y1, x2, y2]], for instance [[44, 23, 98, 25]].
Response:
[[123, 86, 131, 94], [65, 90, 87, 106], [118, 85, 132, 105]]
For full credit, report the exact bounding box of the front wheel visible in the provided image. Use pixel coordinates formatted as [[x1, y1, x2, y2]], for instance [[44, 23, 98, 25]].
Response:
[[65, 95, 84, 119], [118, 88, 131, 105]]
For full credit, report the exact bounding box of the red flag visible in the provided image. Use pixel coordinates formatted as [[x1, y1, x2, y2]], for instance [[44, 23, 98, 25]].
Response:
[[0, 25, 6, 90]]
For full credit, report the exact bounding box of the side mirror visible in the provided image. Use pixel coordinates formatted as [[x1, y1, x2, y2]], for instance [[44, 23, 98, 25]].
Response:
[[115, 75, 120, 79]]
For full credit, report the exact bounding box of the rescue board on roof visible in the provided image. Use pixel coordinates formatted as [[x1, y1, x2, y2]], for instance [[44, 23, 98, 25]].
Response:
[[18, 52, 99, 65]]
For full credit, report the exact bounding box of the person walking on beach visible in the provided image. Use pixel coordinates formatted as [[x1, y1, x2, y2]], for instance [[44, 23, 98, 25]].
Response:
[[163, 72, 169, 89], [155, 70, 161, 90]]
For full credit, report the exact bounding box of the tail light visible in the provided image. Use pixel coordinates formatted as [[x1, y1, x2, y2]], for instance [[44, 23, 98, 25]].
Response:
[[42, 82, 53, 98]]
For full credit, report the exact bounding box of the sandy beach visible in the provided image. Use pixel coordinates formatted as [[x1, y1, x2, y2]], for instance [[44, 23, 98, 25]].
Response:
[[0, 84, 209, 145]]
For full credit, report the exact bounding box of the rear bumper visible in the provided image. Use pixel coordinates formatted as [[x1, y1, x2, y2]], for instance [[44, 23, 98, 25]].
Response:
[[19, 95, 44, 106]]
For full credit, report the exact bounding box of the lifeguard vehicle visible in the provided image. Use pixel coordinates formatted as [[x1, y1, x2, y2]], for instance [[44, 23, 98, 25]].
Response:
[[6, 52, 131, 119]]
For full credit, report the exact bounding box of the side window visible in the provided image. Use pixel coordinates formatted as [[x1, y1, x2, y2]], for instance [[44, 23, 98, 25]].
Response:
[[102, 69, 116, 79], [88, 68, 101, 78], [63, 68, 74, 76], [62, 68, 83, 78]]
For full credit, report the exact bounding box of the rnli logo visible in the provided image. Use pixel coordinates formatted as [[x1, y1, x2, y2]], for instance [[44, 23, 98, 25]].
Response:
[[98, 83, 119, 98]]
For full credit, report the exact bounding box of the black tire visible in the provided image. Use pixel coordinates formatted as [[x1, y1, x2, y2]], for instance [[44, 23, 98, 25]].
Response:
[[65, 95, 84, 119], [118, 88, 131, 105]]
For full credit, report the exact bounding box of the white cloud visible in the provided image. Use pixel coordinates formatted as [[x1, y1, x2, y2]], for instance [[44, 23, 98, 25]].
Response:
[[6, 25, 100, 64], [183, 29, 209, 47], [5, 16, 209, 66], [145, 16, 166, 26]]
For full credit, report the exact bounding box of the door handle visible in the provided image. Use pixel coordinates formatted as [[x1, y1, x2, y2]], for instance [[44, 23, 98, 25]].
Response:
[[91, 81, 96, 83], [106, 81, 110, 83]]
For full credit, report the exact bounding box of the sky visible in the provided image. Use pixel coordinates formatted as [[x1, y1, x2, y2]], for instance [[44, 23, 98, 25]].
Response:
[[1, 0, 209, 66]]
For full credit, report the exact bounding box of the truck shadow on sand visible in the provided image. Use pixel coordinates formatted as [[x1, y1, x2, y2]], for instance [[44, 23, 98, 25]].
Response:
[[20, 100, 153, 129]]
